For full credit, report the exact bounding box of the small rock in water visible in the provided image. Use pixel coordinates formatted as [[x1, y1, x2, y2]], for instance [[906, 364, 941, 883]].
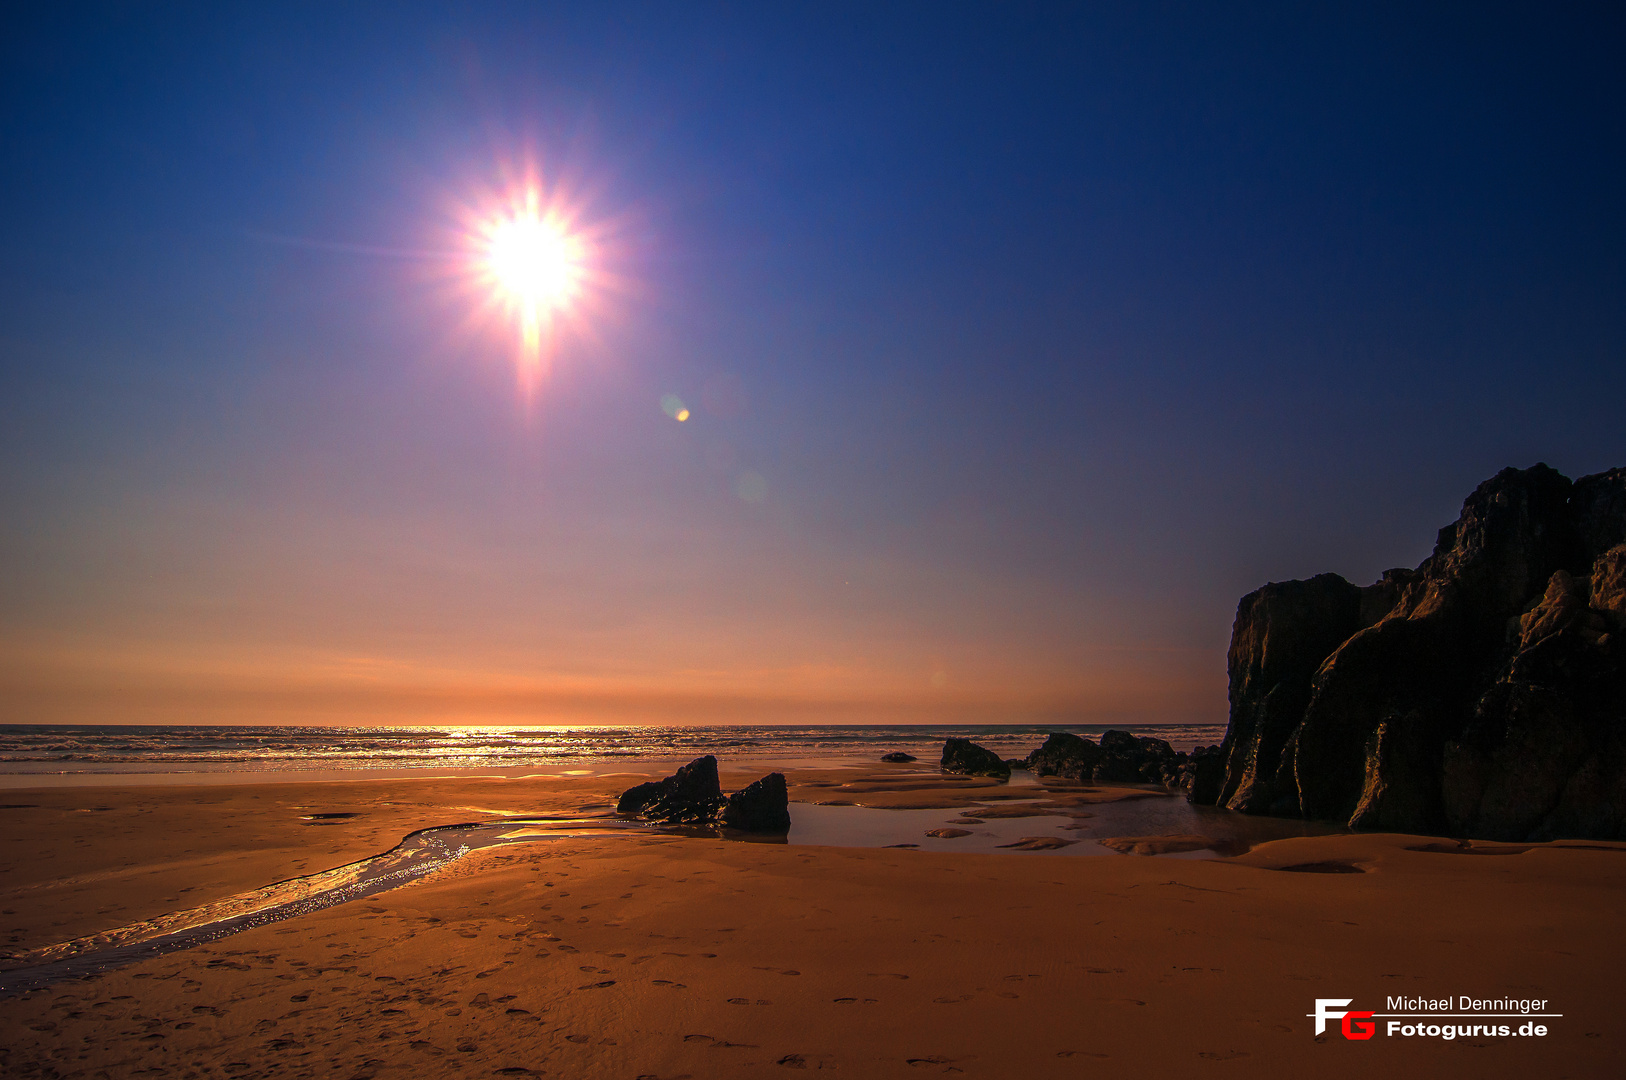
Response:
[[926, 828, 973, 839], [1097, 835, 1211, 856], [964, 804, 1058, 819], [880, 752, 917, 763], [995, 836, 1076, 851]]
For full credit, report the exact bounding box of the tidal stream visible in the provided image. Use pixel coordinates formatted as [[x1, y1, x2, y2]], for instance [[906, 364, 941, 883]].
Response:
[[0, 793, 1344, 997], [0, 817, 637, 997]]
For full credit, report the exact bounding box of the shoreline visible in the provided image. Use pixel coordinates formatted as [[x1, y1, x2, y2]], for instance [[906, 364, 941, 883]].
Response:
[[1, 765, 1620, 1077], [0, 721, 1232, 789]]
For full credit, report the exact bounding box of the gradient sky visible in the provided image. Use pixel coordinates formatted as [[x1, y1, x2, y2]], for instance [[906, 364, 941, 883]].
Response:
[[3, 3, 1623, 727]]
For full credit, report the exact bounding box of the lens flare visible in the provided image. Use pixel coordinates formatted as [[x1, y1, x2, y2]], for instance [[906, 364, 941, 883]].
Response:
[[660, 393, 691, 422], [462, 178, 600, 396]]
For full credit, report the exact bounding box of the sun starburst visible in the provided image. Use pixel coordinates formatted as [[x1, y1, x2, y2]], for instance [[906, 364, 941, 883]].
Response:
[[457, 175, 603, 395]]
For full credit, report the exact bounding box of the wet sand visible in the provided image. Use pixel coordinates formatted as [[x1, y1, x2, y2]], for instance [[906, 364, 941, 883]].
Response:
[[1, 765, 1621, 1077]]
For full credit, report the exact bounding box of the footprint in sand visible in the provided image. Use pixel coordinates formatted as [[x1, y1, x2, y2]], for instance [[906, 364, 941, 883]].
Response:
[[905, 1056, 964, 1071]]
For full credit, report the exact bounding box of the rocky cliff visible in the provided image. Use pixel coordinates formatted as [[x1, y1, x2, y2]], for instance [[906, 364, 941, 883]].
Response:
[[1196, 464, 1626, 840]]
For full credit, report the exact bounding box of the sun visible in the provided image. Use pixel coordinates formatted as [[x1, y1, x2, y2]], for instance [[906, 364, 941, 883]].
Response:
[[463, 182, 598, 391], [485, 212, 583, 312]]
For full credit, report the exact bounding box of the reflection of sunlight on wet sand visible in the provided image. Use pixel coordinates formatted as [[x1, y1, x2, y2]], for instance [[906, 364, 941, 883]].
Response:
[[786, 790, 1347, 859], [0, 817, 639, 996]]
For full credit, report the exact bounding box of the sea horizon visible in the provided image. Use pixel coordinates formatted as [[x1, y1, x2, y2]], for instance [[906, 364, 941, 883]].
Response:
[[0, 721, 1227, 778]]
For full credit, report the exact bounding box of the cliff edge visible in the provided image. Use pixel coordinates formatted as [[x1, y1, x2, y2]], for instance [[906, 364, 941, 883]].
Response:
[[1196, 464, 1626, 840]]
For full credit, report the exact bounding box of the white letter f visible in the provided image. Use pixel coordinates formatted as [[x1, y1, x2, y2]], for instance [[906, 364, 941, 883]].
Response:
[[1308, 998, 1354, 1035]]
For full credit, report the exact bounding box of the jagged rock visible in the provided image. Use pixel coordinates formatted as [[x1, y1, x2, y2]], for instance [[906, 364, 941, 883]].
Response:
[[1099, 730, 1137, 755], [1216, 574, 1362, 815], [1180, 745, 1226, 803], [1026, 732, 1102, 778], [1091, 730, 1140, 783], [618, 756, 791, 832], [940, 738, 1010, 780], [1199, 464, 1626, 841], [718, 772, 791, 832], [880, 752, 917, 763], [1092, 730, 1177, 784], [1443, 539, 1626, 840], [616, 755, 724, 824], [1025, 730, 1186, 786]]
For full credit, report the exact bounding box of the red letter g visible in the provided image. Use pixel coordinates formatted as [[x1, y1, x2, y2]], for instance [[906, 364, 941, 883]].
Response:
[[1341, 1011, 1376, 1040]]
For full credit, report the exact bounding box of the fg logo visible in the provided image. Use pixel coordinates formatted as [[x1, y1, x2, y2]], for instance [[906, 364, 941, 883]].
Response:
[[1310, 999, 1376, 1040]]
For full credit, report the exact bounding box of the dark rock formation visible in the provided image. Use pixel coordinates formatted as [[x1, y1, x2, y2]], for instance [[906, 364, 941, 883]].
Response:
[[1198, 464, 1626, 841], [940, 738, 1010, 780], [1177, 745, 1226, 803], [1026, 733, 1102, 778], [718, 772, 791, 832], [1216, 574, 1362, 815], [616, 755, 724, 824], [1022, 730, 1187, 786], [880, 752, 917, 763], [618, 756, 791, 832]]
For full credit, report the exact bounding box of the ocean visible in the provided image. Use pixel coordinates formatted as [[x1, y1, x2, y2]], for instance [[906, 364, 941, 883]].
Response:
[[0, 723, 1227, 777]]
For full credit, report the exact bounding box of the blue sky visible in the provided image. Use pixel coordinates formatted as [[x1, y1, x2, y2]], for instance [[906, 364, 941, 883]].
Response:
[[3, 3, 1623, 725]]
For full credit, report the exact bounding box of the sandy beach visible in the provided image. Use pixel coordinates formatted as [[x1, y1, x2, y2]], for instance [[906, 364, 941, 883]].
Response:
[[1, 764, 1620, 1079]]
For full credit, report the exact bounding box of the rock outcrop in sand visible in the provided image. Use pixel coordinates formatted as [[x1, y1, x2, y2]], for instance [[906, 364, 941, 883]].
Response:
[[1196, 463, 1626, 841], [618, 756, 792, 832], [939, 738, 1011, 779], [719, 772, 792, 832], [1023, 731, 1202, 787]]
